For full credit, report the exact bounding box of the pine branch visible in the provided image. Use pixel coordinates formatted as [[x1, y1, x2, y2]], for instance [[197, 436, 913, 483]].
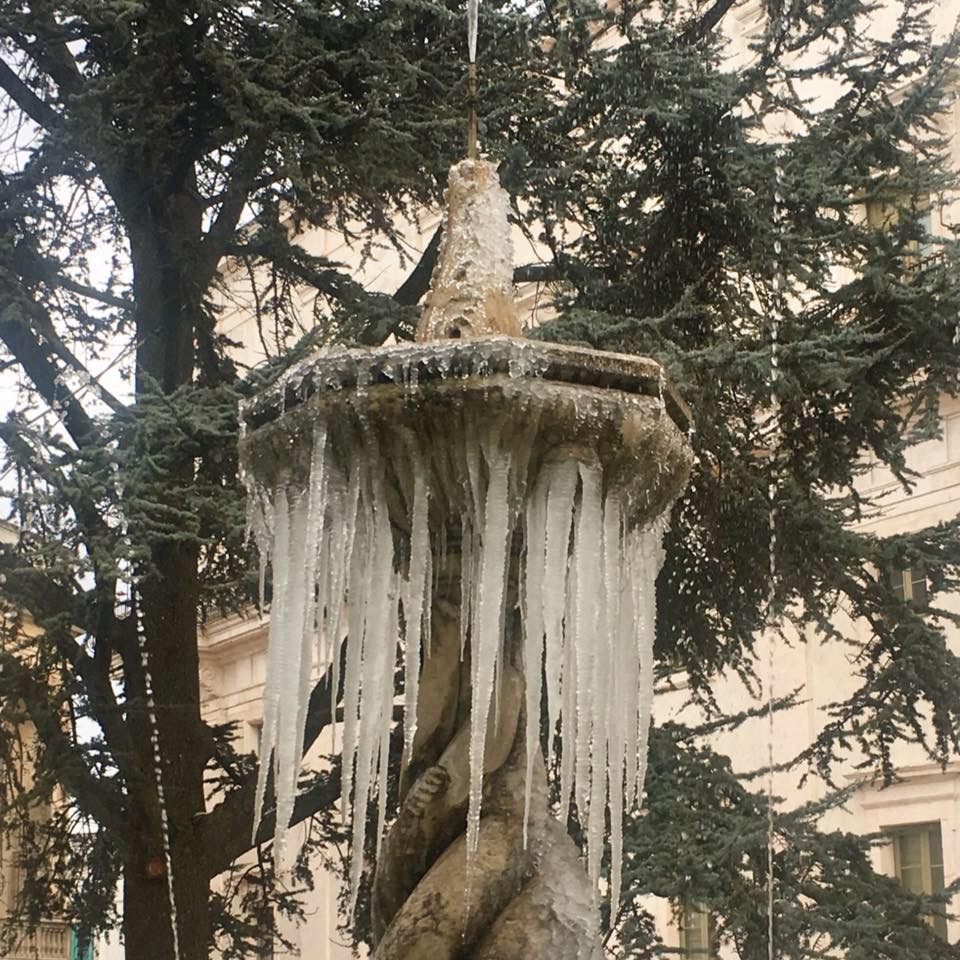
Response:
[[1, 649, 125, 833]]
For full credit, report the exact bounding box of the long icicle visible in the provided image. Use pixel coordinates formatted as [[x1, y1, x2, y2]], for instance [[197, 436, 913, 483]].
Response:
[[466, 425, 512, 861], [521, 468, 549, 845]]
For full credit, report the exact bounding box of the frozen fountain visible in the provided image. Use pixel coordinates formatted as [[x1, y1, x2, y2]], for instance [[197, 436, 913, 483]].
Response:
[[240, 158, 692, 958]]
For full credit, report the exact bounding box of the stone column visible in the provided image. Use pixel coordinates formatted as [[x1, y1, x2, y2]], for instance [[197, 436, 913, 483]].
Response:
[[370, 562, 601, 960]]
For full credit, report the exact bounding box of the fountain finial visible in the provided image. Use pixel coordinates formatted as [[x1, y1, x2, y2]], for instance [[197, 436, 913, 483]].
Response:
[[416, 158, 522, 341]]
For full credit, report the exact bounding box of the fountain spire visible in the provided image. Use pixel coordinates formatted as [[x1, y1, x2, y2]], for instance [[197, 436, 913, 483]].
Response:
[[416, 158, 522, 341]]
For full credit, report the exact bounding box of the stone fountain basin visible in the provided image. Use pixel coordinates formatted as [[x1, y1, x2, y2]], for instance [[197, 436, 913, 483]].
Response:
[[239, 335, 693, 530]]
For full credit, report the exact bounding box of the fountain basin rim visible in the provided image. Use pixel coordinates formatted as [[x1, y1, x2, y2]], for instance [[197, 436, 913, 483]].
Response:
[[241, 335, 691, 433]]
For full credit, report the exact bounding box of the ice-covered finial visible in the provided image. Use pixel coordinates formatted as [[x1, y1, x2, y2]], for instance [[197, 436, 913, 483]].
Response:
[[416, 159, 521, 341]]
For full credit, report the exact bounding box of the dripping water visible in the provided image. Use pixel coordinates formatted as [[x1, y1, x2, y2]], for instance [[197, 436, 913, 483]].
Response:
[[766, 143, 787, 960], [134, 590, 181, 960]]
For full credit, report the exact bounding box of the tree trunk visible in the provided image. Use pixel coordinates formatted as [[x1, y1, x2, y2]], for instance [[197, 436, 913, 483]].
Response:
[[119, 201, 212, 960]]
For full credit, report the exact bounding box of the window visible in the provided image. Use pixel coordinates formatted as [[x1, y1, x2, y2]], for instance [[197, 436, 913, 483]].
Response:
[[680, 900, 713, 957], [247, 719, 264, 757], [890, 566, 928, 605], [891, 822, 948, 940]]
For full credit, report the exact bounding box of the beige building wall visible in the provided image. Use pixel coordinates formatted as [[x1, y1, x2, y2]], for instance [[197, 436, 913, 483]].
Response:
[[198, 615, 354, 959]]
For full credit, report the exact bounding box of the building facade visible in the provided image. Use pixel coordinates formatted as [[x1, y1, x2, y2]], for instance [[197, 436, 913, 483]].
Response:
[[0, 520, 81, 960]]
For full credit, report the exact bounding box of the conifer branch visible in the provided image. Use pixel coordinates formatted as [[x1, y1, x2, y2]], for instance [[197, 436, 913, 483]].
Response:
[[679, 0, 739, 44], [1, 645, 125, 833]]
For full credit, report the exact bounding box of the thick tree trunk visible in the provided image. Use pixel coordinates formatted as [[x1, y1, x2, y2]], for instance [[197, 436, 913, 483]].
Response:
[[119, 204, 212, 960], [136, 541, 209, 960]]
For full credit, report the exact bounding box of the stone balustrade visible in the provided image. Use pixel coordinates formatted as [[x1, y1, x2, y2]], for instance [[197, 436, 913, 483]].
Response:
[[4, 920, 73, 960]]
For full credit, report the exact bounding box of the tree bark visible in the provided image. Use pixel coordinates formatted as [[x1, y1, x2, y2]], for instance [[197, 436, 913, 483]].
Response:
[[119, 194, 212, 960]]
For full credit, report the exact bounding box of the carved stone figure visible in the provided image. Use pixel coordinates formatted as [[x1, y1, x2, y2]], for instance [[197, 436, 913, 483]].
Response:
[[371, 596, 601, 960]]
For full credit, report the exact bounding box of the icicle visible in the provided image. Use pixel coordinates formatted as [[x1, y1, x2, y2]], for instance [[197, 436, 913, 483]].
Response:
[[558, 553, 576, 813], [541, 459, 579, 763], [634, 520, 666, 808], [347, 461, 396, 917], [271, 489, 311, 870], [328, 465, 361, 755], [253, 483, 292, 844], [280, 427, 330, 867], [376, 577, 401, 858], [402, 441, 430, 760], [340, 492, 371, 834], [466, 425, 512, 861], [572, 460, 602, 821], [467, 0, 479, 62], [603, 495, 626, 905], [521, 469, 549, 845], [246, 390, 678, 922]]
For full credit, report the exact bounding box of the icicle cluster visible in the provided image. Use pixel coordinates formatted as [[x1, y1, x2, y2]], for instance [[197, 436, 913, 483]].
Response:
[[245, 407, 669, 914], [521, 461, 666, 906]]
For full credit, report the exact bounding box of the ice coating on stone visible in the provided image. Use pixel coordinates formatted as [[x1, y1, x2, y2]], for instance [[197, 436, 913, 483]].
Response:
[[421, 159, 522, 341], [244, 389, 675, 915]]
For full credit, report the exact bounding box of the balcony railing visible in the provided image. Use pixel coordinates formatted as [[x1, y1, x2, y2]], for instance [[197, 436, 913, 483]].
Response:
[[2, 920, 72, 960]]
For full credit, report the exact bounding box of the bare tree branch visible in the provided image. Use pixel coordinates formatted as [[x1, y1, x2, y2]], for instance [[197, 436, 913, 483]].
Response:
[[392, 225, 443, 307], [24, 302, 125, 412], [199, 647, 345, 878], [679, 0, 740, 44], [0, 303, 98, 448], [201, 135, 269, 281], [4, 18, 83, 94], [0, 58, 61, 131], [50, 273, 132, 312], [514, 262, 560, 284]]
